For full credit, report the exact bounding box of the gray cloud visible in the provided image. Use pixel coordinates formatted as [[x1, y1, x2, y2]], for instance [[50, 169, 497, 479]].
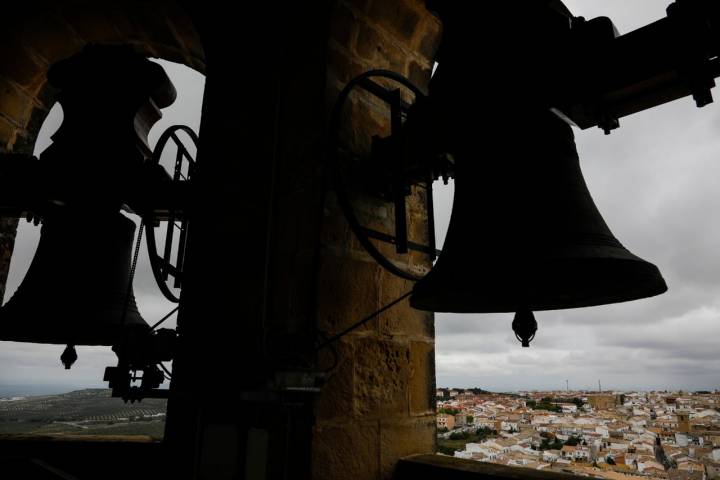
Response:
[[433, 1, 720, 392]]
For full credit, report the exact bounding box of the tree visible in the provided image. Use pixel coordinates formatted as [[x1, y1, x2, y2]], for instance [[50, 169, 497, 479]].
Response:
[[439, 408, 460, 416], [476, 427, 494, 437], [565, 436, 581, 446], [467, 415, 474, 424], [437, 445, 457, 456]]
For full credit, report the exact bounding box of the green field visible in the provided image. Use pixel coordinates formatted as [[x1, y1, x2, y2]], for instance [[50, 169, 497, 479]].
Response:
[[0, 389, 167, 440]]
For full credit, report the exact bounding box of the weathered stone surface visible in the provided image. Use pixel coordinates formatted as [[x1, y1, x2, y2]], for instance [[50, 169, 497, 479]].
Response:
[[0, 37, 45, 90], [12, 106, 49, 154], [380, 416, 436, 478], [407, 211, 430, 247], [317, 255, 380, 335], [22, 12, 85, 65], [408, 60, 431, 92], [369, 0, 421, 41], [0, 116, 17, 150], [346, 0, 373, 14], [353, 337, 409, 417], [62, 8, 125, 44], [330, 4, 358, 50], [408, 341, 435, 415], [320, 193, 353, 251], [314, 340, 355, 422], [377, 269, 433, 339], [327, 42, 365, 85], [0, 77, 32, 128], [313, 421, 380, 480], [316, 2, 440, 478], [416, 16, 442, 61]]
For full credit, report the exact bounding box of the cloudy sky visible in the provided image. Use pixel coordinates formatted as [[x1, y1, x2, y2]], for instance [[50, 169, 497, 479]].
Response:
[[1, 1, 718, 396], [435, 0, 720, 392]]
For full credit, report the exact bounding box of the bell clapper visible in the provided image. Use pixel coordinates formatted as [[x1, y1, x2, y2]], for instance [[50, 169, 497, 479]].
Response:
[[61, 344, 78, 369], [512, 309, 537, 347]]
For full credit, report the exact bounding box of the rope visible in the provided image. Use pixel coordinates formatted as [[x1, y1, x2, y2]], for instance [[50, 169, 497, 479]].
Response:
[[158, 362, 172, 380], [150, 306, 179, 331], [120, 220, 145, 327], [315, 290, 412, 352]]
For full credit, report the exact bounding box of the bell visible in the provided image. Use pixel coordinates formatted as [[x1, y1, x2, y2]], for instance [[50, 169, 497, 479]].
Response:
[[0, 212, 149, 345], [410, 111, 668, 313]]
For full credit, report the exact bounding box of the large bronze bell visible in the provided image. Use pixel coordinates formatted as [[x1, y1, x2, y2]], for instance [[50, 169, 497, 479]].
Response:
[[0, 212, 149, 345], [410, 111, 667, 313], [409, 1, 667, 314]]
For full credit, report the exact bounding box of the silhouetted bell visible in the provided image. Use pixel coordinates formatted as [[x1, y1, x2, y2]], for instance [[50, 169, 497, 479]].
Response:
[[410, 112, 668, 313], [0, 212, 149, 345]]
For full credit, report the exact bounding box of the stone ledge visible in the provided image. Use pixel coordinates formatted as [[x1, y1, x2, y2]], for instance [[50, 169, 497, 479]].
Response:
[[395, 454, 602, 480]]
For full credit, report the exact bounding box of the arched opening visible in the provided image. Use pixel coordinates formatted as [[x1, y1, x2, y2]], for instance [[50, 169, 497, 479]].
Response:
[[0, 2, 205, 438]]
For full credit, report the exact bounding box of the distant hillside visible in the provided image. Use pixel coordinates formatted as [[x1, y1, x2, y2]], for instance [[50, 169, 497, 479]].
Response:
[[0, 389, 167, 439]]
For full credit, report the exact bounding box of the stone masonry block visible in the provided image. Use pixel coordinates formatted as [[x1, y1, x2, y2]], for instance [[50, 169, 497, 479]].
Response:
[[345, 0, 372, 14], [0, 38, 45, 92], [62, 8, 126, 44], [356, 22, 383, 61], [313, 421, 380, 480], [107, 9, 149, 43], [0, 76, 33, 128], [320, 193, 353, 250], [353, 337, 410, 417], [330, 4, 358, 50], [22, 12, 85, 65], [314, 340, 354, 422], [337, 95, 391, 157], [164, 5, 205, 65], [407, 211, 430, 247], [408, 341, 435, 415], [416, 15, 442, 61], [379, 416, 436, 478], [377, 269, 433, 340], [327, 42, 366, 86], [0, 117, 17, 150], [369, 0, 422, 42], [131, 7, 184, 54], [317, 254, 380, 335], [408, 60, 432, 92]]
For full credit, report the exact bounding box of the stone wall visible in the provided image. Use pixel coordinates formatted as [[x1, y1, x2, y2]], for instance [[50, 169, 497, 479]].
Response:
[[0, 2, 443, 477], [314, 1, 442, 479]]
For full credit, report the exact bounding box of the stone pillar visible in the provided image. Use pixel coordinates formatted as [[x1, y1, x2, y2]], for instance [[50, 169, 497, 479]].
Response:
[[313, 1, 441, 479]]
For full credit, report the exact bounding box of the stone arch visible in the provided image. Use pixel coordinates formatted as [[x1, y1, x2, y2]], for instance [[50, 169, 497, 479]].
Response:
[[0, 1, 204, 299], [0, 1, 204, 154]]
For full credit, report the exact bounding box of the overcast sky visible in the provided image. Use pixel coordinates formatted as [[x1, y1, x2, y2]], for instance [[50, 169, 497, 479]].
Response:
[[435, 0, 720, 392], [2, 1, 718, 396]]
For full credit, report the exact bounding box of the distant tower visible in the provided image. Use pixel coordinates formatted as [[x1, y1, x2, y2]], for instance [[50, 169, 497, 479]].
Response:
[[598, 380, 602, 392], [566, 379, 569, 392], [677, 412, 691, 433]]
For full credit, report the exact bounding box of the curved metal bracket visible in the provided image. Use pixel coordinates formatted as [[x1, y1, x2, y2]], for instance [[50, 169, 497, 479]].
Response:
[[329, 70, 439, 282]]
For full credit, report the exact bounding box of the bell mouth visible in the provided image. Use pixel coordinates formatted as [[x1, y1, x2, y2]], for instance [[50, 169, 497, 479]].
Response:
[[410, 257, 668, 313], [0, 212, 150, 346]]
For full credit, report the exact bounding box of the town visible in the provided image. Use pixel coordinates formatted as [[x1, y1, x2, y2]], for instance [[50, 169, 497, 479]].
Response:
[[436, 388, 720, 480]]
